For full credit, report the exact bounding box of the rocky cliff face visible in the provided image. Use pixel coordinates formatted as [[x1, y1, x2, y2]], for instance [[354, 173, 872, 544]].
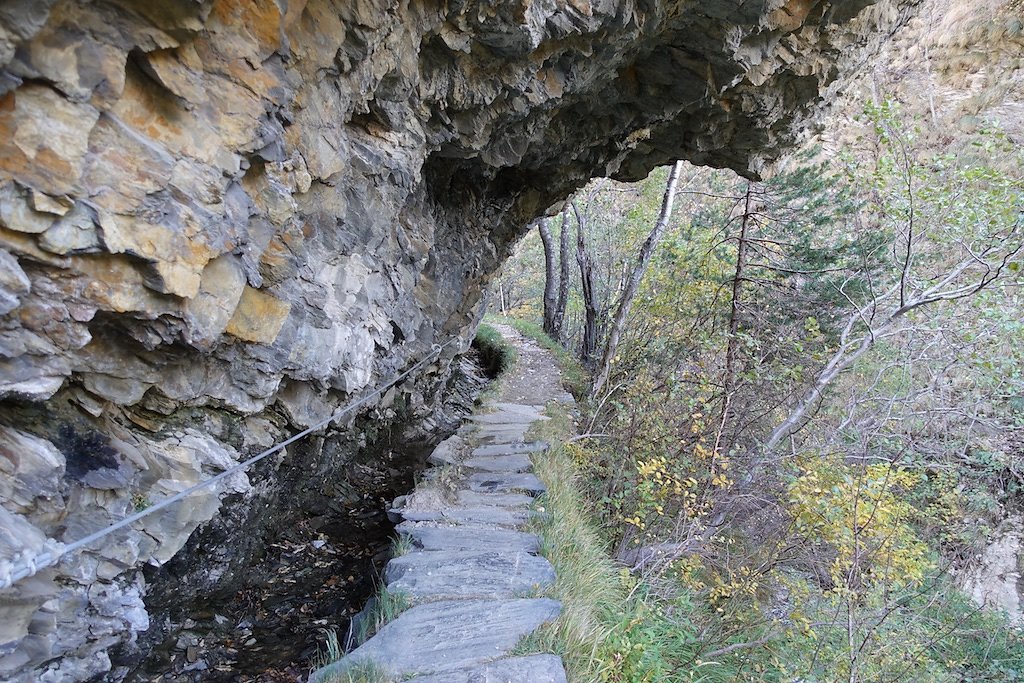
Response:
[[0, 1, 915, 680]]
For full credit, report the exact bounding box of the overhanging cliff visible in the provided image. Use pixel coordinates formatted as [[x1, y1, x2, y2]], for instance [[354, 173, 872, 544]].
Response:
[[0, 1, 917, 680]]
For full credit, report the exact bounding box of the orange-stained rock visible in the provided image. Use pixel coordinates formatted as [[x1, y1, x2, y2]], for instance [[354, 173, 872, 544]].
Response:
[[0, 85, 99, 195], [225, 285, 291, 344]]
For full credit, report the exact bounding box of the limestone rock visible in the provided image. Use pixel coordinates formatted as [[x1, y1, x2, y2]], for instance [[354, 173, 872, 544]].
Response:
[[427, 435, 465, 466], [224, 286, 291, 345], [0, 248, 30, 315], [963, 516, 1024, 625], [0, 426, 65, 520]]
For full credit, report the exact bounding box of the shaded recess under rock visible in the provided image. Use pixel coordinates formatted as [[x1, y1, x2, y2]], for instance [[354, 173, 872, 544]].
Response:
[[0, 0, 918, 680]]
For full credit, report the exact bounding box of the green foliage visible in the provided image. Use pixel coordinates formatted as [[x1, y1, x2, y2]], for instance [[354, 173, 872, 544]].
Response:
[[312, 628, 344, 671], [495, 72, 1024, 680], [753, 573, 1024, 683], [522, 403, 739, 683], [315, 662, 392, 683], [472, 322, 516, 376], [354, 587, 410, 646]]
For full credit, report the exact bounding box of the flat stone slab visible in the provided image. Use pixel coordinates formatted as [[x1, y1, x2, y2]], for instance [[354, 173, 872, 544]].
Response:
[[462, 453, 533, 472], [471, 441, 549, 457], [396, 506, 534, 527], [397, 523, 541, 553], [385, 550, 556, 600], [468, 472, 547, 495], [309, 599, 562, 681], [469, 412, 546, 425], [472, 425, 530, 442], [427, 435, 465, 466], [406, 654, 568, 683], [486, 402, 549, 414], [455, 490, 535, 508]]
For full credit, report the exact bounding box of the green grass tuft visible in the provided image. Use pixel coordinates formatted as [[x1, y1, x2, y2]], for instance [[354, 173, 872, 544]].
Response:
[[314, 662, 393, 683], [391, 533, 413, 557], [312, 627, 344, 670], [355, 587, 411, 646], [473, 322, 517, 376], [519, 437, 629, 681], [521, 402, 738, 683]]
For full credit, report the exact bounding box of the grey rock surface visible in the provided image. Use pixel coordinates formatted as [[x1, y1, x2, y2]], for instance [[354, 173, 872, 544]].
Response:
[[468, 473, 548, 495], [385, 550, 555, 601], [471, 442, 550, 457], [469, 412, 547, 425], [405, 654, 568, 683], [428, 436, 467, 466], [397, 523, 542, 554], [311, 598, 562, 680], [454, 491, 535, 508], [462, 454, 534, 473], [395, 506, 536, 528]]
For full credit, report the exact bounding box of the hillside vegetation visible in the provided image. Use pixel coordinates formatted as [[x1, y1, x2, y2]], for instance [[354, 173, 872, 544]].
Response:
[[494, 2, 1024, 680]]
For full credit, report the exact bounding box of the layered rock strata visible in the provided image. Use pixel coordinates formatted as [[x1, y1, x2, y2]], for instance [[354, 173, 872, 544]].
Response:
[[0, 0, 916, 680]]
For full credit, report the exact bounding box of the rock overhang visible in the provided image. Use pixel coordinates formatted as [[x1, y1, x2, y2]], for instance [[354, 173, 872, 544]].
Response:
[[0, 0, 918, 680]]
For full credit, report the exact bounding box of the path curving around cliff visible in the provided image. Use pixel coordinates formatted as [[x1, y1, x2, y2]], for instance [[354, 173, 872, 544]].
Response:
[[310, 326, 574, 682]]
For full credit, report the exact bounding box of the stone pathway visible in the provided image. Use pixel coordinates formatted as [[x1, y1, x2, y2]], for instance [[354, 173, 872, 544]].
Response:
[[310, 325, 573, 683]]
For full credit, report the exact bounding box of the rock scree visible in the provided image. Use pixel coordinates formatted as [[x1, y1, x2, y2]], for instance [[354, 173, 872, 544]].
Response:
[[312, 326, 573, 682]]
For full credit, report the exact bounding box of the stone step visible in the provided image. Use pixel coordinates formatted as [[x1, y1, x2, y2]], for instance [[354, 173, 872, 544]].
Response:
[[462, 453, 533, 472], [394, 506, 535, 528], [471, 441, 549, 457], [455, 490, 535, 508], [484, 402, 548, 415], [385, 550, 555, 601], [469, 412, 546, 425], [405, 654, 567, 683], [308, 598, 561, 681], [471, 425, 530, 443], [397, 522, 541, 553], [468, 472, 547, 495]]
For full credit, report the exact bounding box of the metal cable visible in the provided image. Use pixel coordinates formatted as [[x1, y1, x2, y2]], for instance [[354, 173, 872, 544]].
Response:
[[0, 339, 457, 590]]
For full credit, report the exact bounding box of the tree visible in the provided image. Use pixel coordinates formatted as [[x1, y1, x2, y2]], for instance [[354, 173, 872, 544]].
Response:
[[538, 209, 573, 341], [538, 218, 559, 336], [764, 105, 1024, 453], [574, 200, 602, 363], [592, 161, 684, 397], [553, 206, 572, 340]]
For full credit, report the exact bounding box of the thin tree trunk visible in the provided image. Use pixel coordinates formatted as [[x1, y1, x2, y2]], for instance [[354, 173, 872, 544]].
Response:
[[591, 161, 684, 398], [552, 206, 572, 341], [538, 219, 558, 335], [573, 202, 600, 364], [722, 182, 754, 421]]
